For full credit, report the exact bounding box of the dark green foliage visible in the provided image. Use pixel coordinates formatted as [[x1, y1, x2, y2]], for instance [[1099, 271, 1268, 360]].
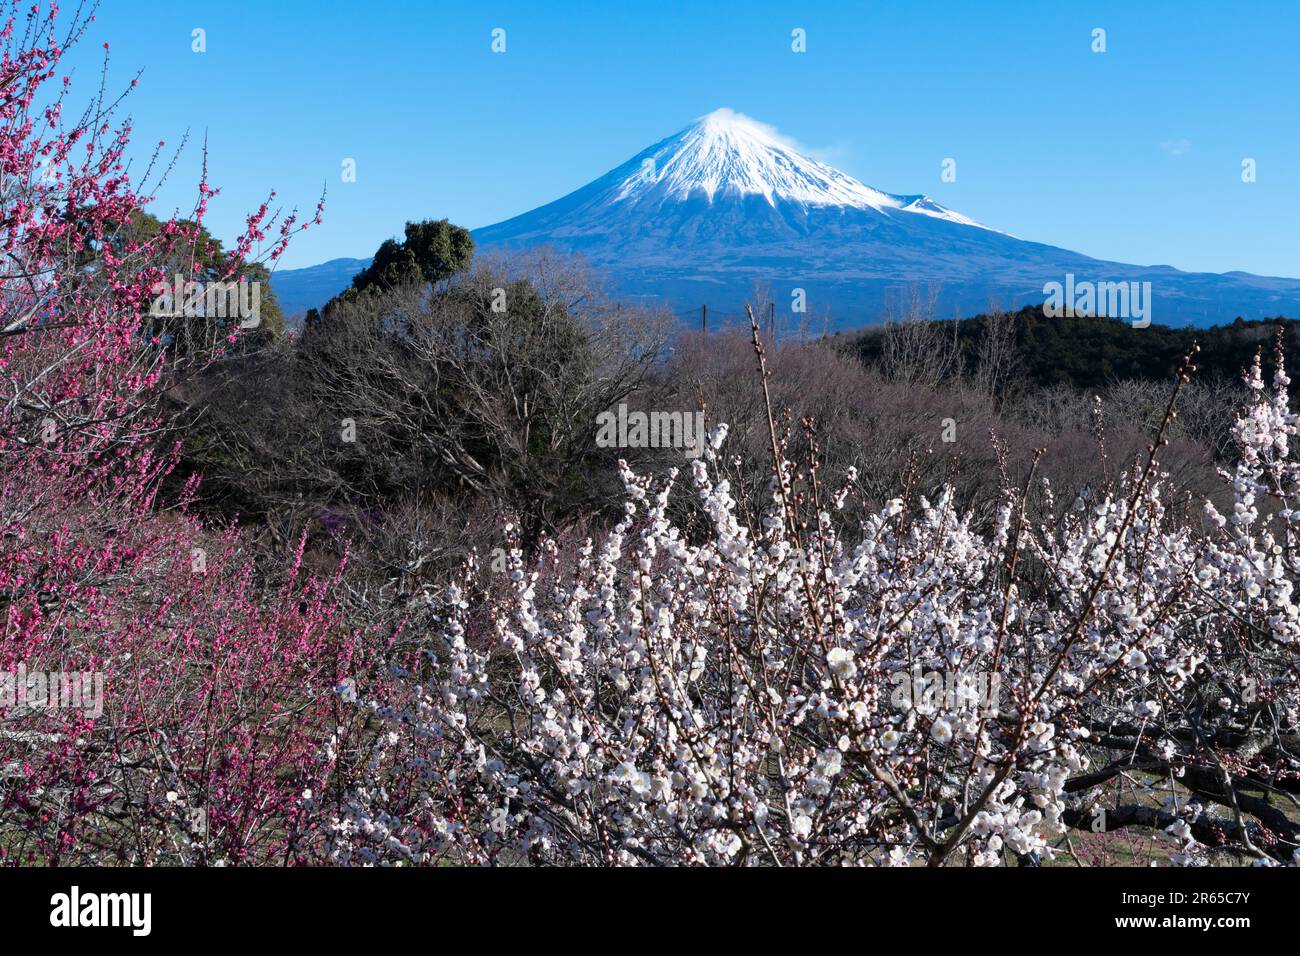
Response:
[[325, 219, 474, 312], [846, 306, 1298, 390]]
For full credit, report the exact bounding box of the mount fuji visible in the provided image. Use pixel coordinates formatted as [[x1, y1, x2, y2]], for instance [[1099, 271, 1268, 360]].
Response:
[[271, 109, 1300, 329]]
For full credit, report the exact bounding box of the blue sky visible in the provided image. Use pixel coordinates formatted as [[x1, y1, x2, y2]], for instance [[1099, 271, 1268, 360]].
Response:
[[70, 0, 1300, 275]]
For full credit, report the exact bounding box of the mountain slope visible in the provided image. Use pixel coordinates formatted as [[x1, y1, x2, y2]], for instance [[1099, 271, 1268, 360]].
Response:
[[471, 109, 1299, 328], [479, 108, 991, 234], [269, 257, 370, 320], [272, 110, 1300, 328]]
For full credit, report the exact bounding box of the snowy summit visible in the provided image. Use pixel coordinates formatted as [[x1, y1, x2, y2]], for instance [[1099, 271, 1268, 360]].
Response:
[[608, 108, 985, 228]]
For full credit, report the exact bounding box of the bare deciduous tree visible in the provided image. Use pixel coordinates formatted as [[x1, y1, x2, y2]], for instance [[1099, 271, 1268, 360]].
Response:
[[880, 283, 959, 388], [184, 253, 671, 552]]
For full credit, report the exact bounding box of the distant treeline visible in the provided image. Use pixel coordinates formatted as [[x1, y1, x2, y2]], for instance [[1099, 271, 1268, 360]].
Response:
[[843, 306, 1298, 390]]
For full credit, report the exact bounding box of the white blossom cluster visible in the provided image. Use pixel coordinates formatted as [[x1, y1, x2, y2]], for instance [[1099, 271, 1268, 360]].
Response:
[[323, 353, 1300, 866]]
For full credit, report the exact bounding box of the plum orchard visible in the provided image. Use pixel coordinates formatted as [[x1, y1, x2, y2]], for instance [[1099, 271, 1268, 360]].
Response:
[[326, 328, 1300, 866]]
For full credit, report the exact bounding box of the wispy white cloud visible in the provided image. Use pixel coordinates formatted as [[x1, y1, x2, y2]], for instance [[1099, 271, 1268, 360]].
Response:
[[698, 108, 849, 165]]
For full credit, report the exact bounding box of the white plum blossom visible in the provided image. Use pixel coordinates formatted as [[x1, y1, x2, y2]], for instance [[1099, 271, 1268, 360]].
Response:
[[827, 646, 857, 680], [930, 719, 954, 746], [321, 347, 1300, 865]]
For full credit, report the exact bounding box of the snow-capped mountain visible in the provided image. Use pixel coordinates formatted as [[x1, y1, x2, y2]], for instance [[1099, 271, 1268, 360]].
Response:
[[473, 108, 999, 258], [271, 109, 1300, 328], [593, 108, 985, 227]]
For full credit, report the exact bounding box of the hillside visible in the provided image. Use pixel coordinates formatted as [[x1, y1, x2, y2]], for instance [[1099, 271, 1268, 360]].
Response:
[[845, 307, 1299, 390]]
